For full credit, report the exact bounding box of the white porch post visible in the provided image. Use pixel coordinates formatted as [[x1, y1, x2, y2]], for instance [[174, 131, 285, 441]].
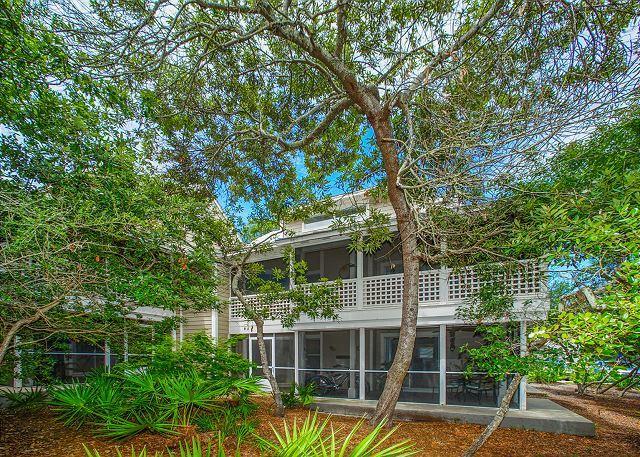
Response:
[[349, 329, 356, 398], [356, 250, 364, 310], [519, 320, 528, 410], [210, 309, 218, 339], [104, 339, 111, 372], [123, 332, 129, 363], [248, 334, 253, 377], [359, 327, 366, 400], [13, 336, 22, 389], [439, 324, 446, 405], [294, 331, 300, 385]]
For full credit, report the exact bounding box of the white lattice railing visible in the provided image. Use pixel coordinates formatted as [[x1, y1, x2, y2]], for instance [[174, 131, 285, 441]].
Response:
[[229, 263, 544, 319]]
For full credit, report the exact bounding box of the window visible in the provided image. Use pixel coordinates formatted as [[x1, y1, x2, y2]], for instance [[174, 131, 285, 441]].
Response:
[[296, 242, 356, 282], [364, 236, 403, 276]]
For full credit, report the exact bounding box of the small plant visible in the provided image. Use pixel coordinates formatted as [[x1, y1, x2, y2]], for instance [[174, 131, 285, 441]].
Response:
[[83, 437, 222, 457], [0, 387, 48, 412], [282, 382, 315, 408], [256, 412, 418, 456], [194, 407, 258, 449]]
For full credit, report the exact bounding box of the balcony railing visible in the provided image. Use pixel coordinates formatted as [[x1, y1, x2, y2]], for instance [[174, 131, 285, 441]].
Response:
[[229, 262, 544, 320]]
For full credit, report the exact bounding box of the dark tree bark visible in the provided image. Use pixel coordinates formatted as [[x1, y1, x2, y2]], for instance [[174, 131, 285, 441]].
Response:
[[463, 373, 523, 457]]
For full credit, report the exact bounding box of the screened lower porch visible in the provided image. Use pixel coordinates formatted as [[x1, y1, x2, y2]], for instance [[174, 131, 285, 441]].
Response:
[[233, 324, 526, 409]]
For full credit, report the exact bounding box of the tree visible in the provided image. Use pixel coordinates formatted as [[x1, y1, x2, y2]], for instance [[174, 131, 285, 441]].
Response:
[[218, 231, 342, 416], [0, 2, 223, 369], [57, 0, 639, 423], [523, 111, 640, 395], [455, 274, 547, 457]]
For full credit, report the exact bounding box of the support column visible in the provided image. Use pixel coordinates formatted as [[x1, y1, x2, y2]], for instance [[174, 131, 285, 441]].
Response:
[[356, 250, 364, 310], [210, 309, 218, 339], [13, 336, 22, 389], [124, 332, 129, 363], [519, 320, 528, 411], [359, 327, 366, 400], [349, 329, 356, 398], [439, 324, 446, 405], [294, 331, 300, 385], [104, 339, 111, 372]]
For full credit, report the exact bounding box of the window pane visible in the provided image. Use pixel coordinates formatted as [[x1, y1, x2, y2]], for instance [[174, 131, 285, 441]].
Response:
[[445, 326, 483, 372], [251, 338, 272, 367], [275, 368, 295, 391], [446, 374, 520, 407], [366, 328, 439, 371], [364, 236, 403, 276], [320, 330, 358, 370], [297, 242, 355, 282], [275, 333, 294, 367], [366, 372, 439, 404], [300, 369, 359, 399]]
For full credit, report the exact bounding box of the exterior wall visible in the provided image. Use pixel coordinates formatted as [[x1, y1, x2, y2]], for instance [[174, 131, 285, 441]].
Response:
[[181, 309, 213, 338]]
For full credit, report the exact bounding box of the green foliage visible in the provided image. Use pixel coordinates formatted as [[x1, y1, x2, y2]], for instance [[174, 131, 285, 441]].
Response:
[[0, 387, 48, 412], [242, 248, 343, 328], [50, 365, 263, 439], [83, 437, 221, 457], [256, 412, 418, 456], [0, 0, 225, 373], [141, 334, 254, 380], [530, 259, 640, 392], [282, 382, 315, 408]]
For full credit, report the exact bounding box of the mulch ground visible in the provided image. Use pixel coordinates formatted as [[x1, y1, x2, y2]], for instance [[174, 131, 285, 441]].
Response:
[[1, 384, 639, 456]]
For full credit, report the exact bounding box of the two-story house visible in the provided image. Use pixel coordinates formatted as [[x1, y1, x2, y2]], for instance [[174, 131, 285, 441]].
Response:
[[184, 190, 548, 412]]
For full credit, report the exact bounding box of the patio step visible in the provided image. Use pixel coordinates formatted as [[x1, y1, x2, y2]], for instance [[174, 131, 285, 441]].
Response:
[[310, 397, 595, 436]]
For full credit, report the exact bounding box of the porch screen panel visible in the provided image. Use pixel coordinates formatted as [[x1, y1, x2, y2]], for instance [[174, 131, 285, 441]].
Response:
[[274, 333, 295, 390], [299, 330, 360, 399], [365, 327, 440, 403], [445, 325, 520, 407]]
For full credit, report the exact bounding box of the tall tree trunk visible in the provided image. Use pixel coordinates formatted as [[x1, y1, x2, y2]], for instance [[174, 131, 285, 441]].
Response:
[[369, 112, 421, 426], [463, 373, 523, 457], [255, 317, 285, 417], [230, 268, 285, 416]]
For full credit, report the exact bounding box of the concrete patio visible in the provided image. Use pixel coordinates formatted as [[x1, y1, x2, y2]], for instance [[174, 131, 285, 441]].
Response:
[[310, 396, 595, 436]]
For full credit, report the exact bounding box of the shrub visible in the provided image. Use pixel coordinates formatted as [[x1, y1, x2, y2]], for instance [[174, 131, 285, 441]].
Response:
[[0, 387, 48, 412], [51, 369, 263, 439], [138, 334, 254, 380], [282, 382, 315, 408], [256, 412, 418, 456]]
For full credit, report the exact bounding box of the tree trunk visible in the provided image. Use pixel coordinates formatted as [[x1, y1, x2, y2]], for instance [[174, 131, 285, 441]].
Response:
[[463, 373, 523, 457], [368, 112, 421, 426], [255, 317, 285, 417]]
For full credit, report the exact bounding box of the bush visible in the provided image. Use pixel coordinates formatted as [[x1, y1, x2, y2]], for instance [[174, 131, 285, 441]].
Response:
[[51, 369, 263, 439], [282, 382, 315, 408], [256, 412, 418, 456], [137, 334, 254, 380], [0, 387, 48, 412]]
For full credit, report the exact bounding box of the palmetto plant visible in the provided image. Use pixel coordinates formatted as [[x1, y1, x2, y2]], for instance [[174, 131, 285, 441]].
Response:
[[159, 371, 220, 426], [257, 413, 418, 457], [0, 387, 48, 412], [51, 369, 263, 440], [50, 383, 98, 428], [83, 437, 221, 457]]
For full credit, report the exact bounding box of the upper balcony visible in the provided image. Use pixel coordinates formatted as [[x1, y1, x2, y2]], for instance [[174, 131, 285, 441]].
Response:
[[228, 239, 547, 330]]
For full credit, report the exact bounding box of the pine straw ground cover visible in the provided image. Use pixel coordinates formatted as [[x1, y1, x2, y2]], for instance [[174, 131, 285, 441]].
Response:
[[1, 388, 639, 457]]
